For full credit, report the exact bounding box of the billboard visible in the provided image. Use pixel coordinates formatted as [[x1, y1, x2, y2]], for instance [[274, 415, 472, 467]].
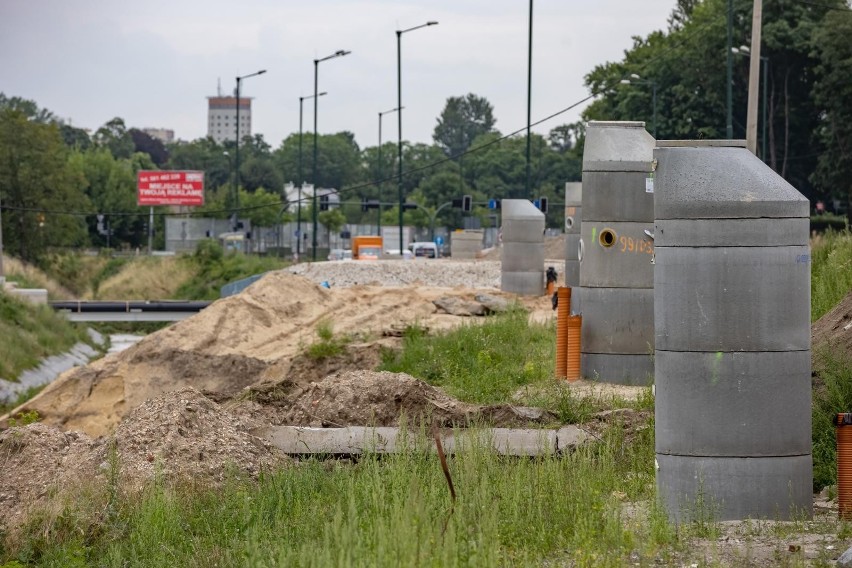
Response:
[[137, 170, 205, 206]]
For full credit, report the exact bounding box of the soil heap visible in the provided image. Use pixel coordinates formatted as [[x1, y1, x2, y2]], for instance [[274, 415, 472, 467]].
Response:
[[812, 290, 852, 357]]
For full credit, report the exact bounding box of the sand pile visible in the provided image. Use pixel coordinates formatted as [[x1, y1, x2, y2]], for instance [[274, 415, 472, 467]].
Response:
[[0, 388, 287, 533], [6, 271, 533, 437]]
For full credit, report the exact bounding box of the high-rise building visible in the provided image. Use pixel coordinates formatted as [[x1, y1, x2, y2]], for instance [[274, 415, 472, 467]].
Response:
[[207, 96, 252, 144]]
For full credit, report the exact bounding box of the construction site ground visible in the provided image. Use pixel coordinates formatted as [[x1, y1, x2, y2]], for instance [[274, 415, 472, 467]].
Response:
[[2, 251, 851, 564]]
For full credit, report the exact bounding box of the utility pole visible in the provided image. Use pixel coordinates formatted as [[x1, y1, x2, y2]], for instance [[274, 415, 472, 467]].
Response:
[[746, 0, 763, 155], [525, 0, 534, 198], [0, 191, 5, 286]]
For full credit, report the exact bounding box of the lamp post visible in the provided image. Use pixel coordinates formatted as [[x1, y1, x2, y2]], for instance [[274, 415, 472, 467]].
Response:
[[525, 0, 534, 199], [299, 91, 327, 259], [733, 46, 769, 162], [312, 50, 351, 261], [234, 69, 267, 230], [397, 21, 438, 256], [620, 74, 657, 138], [378, 106, 402, 236]]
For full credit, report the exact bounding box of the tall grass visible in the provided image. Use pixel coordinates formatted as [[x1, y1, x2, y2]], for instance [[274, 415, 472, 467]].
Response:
[[90, 256, 193, 300], [0, 292, 91, 382], [811, 229, 852, 321], [2, 255, 75, 300], [7, 424, 669, 567], [811, 347, 852, 490], [381, 308, 555, 404]]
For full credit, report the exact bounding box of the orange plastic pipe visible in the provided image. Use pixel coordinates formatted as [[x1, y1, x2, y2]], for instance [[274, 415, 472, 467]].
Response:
[[565, 315, 582, 381], [838, 413, 852, 520], [555, 287, 571, 379]]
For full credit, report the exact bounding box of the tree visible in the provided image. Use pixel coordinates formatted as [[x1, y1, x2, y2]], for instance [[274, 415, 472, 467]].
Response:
[[0, 109, 89, 260], [318, 208, 346, 235], [811, 9, 852, 217], [129, 128, 169, 167], [93, 117, 135, 160], [0, 93, 56, 123], [274, 132, 362, 192], [432, 94, 496, 158]]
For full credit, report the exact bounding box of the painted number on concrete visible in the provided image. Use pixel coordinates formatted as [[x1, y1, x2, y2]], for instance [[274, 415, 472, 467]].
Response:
[[619, 235, 654, 255]]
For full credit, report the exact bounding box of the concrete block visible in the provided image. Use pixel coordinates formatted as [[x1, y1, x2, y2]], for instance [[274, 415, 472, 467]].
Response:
[[654, 145, 810, 220], [655, 350, 812, 456], [502, 242, 545, 272], [564, 206, 581, 235], [655, 218, 809, 247], [501, 271, 544, 296], [581, 353, 654, 385], [582, 171, 654, 222], [583, 121, 655, 167], [564, 260, 579, 288], [654, 246, 811, 352], [564, 182, 582, 207], [656, 453, 813, 522], [574, 287, 654, 353], [578, 222, 655, 288]]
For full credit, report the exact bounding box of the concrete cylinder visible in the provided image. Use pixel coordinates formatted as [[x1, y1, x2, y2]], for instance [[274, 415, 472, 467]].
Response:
[[564, 182, 582, 287], [576, 121, 655, 385], [654, 140, 812, 522], [501, 199, 545, 296]]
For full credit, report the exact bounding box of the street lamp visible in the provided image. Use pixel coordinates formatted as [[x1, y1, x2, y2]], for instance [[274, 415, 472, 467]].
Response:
[[377, 106, 402, 236], [620, 73, 657, 138], [397, 21, 438, 256], [298, 91, 327, 259], [732, 45, 769, 162], [234, 69, 267, 230], [312, 50, 351, 261]]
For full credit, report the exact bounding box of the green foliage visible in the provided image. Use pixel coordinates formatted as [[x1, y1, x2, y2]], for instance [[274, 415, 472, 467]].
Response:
[[0, 109, 90, 262], [305, 320, 349, 360], [381, 307, 554, 404], [811, 230, 852, 321], [811, 9, 852, 212], [274, 131, 363, 192], [433, 93, 497, 157], [0, 292, 91, 381], [7, 409, 40, 427], [3, 425, 666, 566], [812, 348, 852, 491], [174, 241, 289, 300]]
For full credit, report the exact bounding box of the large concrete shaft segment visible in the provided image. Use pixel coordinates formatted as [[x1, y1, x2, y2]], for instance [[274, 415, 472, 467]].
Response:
[[577, 121, 655, 385], [501, 199, 545, 296], [654, 140, 812, 522], [564, 182, 582, 287]]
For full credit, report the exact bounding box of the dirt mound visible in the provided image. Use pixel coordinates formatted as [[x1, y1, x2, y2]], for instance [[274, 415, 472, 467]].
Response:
[[234, 370, 555, 428], [0, 423, 102, 532], [0, 389, 288, 533], [111, 387, 287, 487], [812, 290, 852, 357], [6, 271, 532, 437]]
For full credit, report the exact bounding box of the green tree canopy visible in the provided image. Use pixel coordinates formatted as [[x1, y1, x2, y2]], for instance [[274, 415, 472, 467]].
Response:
[[433, 93, 497, 158]]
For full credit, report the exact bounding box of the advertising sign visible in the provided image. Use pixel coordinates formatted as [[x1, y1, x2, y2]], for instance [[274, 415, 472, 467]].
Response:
[[137, 170, 205, 206]]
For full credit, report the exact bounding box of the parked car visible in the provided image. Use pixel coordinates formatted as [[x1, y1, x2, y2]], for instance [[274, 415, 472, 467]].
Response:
[[327, 249, 352, 261]]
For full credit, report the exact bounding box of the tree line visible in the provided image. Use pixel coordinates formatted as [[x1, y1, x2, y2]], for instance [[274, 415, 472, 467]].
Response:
[[2, 0, 850, 263], [0, 91, 583, 262]]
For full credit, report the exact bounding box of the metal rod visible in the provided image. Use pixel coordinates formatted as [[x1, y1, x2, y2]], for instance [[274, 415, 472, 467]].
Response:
[[525, 0, 534, 199]]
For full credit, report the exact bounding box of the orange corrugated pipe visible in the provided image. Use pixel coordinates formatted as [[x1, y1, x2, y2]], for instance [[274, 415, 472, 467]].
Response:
[[555, 287, 571, 379], [837, 413, 852, 520], [565, 315, 582, 381]]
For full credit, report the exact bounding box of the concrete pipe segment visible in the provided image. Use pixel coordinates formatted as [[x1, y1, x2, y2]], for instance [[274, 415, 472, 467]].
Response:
[[653, 140, 812, 522], [576, 121, 655, 385], [500, 199, 545, 296], [563, 182, 582, 287]]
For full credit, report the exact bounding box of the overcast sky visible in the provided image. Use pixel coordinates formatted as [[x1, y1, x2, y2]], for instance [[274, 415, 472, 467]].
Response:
[[1, 0, 676, 149]]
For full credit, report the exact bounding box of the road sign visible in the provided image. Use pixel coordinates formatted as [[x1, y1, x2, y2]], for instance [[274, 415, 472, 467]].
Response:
[[435, 236, 444, 246]]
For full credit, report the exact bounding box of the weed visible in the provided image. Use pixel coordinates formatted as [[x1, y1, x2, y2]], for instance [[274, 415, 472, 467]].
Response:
[[812, 347, 852, 490], [6, 410, 39, 428], [306, 320, 349, 361], [811, 229, 852, 321]]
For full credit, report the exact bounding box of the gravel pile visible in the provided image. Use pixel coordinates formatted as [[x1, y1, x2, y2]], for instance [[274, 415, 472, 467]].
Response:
[[285, 259, 503, 288]]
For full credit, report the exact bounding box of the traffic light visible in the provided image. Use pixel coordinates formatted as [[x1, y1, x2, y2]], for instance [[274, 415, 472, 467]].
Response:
[[320, 195, 329, 211], [361, 197, 368, 212], [462, 195, 472, 212], [539, 196, 548, 214]]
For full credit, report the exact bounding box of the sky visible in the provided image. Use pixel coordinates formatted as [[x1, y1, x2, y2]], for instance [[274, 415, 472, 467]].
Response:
[[1, 0, 676, 149]]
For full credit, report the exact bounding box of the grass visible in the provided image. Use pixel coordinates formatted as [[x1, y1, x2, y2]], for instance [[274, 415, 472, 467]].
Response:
[[5, 424, 668, 567], [811, 229, 852, 321], [811, 347, 852, 491], [380, 307, 555, 404], [2, 255, 75, 301], [0, 291, 92, 382], [305, 319, 350, 360], [89, 256, 193, 300]]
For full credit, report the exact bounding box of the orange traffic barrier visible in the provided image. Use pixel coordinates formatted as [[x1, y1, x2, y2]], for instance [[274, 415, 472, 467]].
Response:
[[566, 315, 582, 381], [555, 287, 571, 379], [838, 413, 852, 520]]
